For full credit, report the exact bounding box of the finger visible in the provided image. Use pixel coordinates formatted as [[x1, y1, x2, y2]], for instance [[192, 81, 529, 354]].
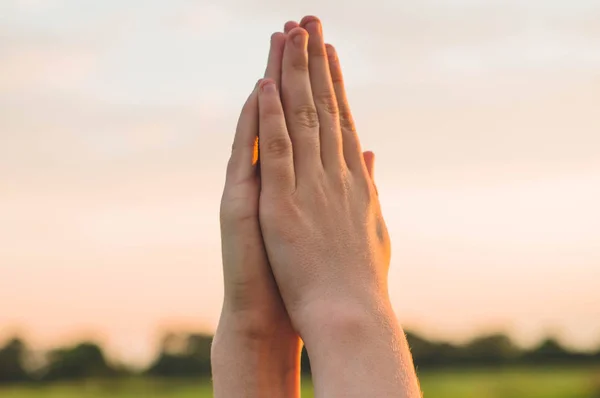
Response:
[[281, 27, 321, 176], [362, 150, 378, 195], [226, 82, 260, 184], [284, 21, 299, 34], [264, 32, 286, 88], [257, 79, 296, 195], [325, 44, 364, 172], [300, 16, 344, 172], [362, 151, 375, 181]]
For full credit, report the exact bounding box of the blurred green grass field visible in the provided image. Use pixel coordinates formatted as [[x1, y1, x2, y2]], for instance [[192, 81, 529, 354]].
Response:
[[1, 366, 598, 398]]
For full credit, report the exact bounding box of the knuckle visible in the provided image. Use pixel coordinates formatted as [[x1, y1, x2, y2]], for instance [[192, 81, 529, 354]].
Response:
[[229, 140, 252, 160], [219, 204, 238, 228], [230, 140, 248, 153], [225, 155, 236, 176], [268, 171, 293, 190], [219, 192, 255, 227], [261, 103, 282, 119], [220, 208, 239, 228], [330, 68, 343, 84], [339, 109, 355, 131], [329, 168, 351, 193], [326, 44, 338, 60], [264, 136, 291, 157], [326, 50, 343, 82], [314, 91, 338, 116], [291, 55, 309, 72], [308, 43, 327, 57], [293, 105, 319, 129], [261, 200, 299, 229]]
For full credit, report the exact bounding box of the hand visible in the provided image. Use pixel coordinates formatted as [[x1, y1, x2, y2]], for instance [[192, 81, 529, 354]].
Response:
[[215, 19, 375, 358], [212, 31, 301, 398], [217, 30, 293, 346], [257, 16, 420, 397], [258, 15, 388, 339]]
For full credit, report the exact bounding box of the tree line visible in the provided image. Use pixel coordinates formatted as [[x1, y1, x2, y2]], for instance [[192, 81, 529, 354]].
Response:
[[1, 330, 599, 384]]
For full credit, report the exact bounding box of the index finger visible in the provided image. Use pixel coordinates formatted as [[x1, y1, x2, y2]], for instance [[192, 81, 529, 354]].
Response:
[[258, 79, 296, 195], [264, 32, 286, 88]]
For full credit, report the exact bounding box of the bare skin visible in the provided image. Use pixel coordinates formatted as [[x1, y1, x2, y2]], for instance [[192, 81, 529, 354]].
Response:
[[212, 25, 376, 398], [212, 15, 417, 398], [257, 16, 422, 397], [212, 31, 301, 398]]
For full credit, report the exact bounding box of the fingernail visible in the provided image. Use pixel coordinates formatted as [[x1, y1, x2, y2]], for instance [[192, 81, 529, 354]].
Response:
[[262, 81, 276, 93], [271, 32, 282, 43], [293, 32, 306, 48], [284, 21, 297, 32], [306, 20, 322, 34]]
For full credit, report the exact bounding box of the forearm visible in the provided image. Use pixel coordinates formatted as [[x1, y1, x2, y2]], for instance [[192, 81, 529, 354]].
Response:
[[211, 316, 302, 398], [301, 299, 421, 398]]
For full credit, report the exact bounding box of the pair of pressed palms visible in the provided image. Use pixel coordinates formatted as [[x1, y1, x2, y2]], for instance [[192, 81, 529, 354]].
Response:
[[213, 16, 421, 398]]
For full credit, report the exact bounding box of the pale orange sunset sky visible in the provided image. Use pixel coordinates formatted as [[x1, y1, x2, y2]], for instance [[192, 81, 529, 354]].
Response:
[[1, 0, 599, 366]]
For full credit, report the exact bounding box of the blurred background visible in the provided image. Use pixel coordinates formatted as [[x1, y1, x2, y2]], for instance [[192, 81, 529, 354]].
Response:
[[1, 0, 599, 397]]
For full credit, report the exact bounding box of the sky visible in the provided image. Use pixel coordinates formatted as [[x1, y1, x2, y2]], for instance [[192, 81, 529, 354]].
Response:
[[1, 0, 599, 367]]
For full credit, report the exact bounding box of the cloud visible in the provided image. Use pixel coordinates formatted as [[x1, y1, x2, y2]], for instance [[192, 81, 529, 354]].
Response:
[[0, 45, 97, 93], [0, 95, 234, 178], [163, 3, 233, 34], [1, 0, 599, 365], [429, 30, 600, 73]]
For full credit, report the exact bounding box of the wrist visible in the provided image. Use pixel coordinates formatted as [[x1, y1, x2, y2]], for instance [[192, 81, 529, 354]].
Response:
[[217, 303, 297, 340], [292, 288, 392, 341], [213, 310, 301, 361], [212, 316, 302, 398], [211, 327, 301, 372], [298, 298, 420, 397]]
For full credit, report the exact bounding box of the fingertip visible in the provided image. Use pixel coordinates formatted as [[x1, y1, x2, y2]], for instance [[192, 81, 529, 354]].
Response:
[[265, 33, 286, 83], [287, 27, 309, 48], [284, 21, 299, 33], [300, 15, 322, 36], [363, 151, 375, 178], [325, 43, 337, 58], [271, 31, 285, 44], [300, 15, 321, 27], [288, 26, 308, 38], [230, 81, 262, 180], [269, 32, 286, 57], [259, 78, 277, 94]]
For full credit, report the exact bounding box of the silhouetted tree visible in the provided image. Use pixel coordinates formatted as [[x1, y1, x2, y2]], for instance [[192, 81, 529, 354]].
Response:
[[146, 333, 212, 377], [3, 329, 594, 383], [0, 338, 29, 383], [406, 332, 466, 368], [459, 333, 520, 365], [523, 338, 571, 364], [42, 342, 115, 381]]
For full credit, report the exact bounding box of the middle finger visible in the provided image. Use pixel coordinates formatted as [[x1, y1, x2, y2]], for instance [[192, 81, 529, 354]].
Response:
[[281, 27, 322, 178]]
